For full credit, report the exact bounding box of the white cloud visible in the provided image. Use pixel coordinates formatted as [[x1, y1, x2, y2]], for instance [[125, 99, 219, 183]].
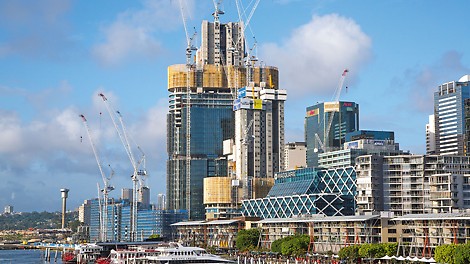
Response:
[[93, 22, 161, 66], [92, 0, 195, 66], [260, 14, 372, 99], [0, 111, 23, 153], [0, 85, 169, 211]]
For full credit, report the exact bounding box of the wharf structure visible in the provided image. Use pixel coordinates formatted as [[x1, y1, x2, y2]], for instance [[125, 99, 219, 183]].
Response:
[[172, 211, 470, 256]]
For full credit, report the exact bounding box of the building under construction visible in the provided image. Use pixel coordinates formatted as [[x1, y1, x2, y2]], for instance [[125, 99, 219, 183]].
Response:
[[167, 6, 284, 220]]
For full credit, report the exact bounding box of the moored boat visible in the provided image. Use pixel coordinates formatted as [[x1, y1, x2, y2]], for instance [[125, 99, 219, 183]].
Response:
[[109, 242, 235, 264]]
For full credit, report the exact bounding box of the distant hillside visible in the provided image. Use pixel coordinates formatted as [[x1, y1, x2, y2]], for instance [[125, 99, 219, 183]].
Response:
[[0, 211, 78, 230]]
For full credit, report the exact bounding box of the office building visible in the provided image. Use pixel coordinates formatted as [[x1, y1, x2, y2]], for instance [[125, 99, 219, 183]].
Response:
[[318, 130, 404, 169], [433, 75, 470, 155], [85, 197, 188, 242], [167, 11, 281, 220], [283, 142, 307, 171], [305, 101, 359, 167]]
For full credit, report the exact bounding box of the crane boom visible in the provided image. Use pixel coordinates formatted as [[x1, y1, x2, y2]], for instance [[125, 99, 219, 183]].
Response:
[[80, 114, 114, 242], [98, 93, 144, 241], [98, 93, 136, 169], [324, 69, 349, 151]]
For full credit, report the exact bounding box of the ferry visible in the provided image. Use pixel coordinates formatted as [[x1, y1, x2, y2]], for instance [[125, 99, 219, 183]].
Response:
[[63, 243, 110, 264], [109, 242, 235, 264]]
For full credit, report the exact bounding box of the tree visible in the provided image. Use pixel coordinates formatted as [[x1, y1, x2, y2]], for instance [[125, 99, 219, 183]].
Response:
[[358, 243, 387, 259], [454, 243, 470, 264], [435, 243, 470, 264], [382, 243, 398, 257], [280, 235, 309, 256], [435, 244, 457, 264], [338, 245, 360, 264], [236, 229, 260, 252]]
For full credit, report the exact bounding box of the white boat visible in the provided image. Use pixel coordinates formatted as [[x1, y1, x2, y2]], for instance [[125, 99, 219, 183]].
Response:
[[109, 242, 235, 264], [74, 243, 106, 264]]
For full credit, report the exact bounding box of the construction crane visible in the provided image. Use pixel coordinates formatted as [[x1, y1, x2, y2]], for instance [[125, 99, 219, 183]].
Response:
[[79, 114, 115, 242], [98, 93, 146, 241], [235, 0, 260, 85], [178, 0, 197, 220], [241, 119, 254, 200], [314, 69, 349, 153]]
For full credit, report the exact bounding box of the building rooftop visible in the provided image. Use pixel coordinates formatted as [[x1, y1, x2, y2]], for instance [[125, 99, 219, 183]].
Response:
[[256, 214, 379, 224], [393, 212, 470, 221]]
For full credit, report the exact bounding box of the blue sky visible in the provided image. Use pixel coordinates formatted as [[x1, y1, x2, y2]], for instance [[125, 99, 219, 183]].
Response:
[[0, 0, 469, 212]]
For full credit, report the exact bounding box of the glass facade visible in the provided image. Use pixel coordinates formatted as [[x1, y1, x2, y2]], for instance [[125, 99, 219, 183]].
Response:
[[305, 101, 359, 167], [167, 90, 234, 220], [241, 167, 356, 218], [434, 78, 470, 155], [88, 199, 187, 242]]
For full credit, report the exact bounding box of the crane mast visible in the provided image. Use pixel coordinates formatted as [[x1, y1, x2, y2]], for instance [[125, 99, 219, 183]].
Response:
[[80, 114, 114, 242], [242, 119, 254, 200], [178, 0, 197, 219]]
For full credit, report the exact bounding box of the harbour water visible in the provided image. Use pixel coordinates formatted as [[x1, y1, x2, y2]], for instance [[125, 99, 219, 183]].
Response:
[[0, 249, 63, 264]]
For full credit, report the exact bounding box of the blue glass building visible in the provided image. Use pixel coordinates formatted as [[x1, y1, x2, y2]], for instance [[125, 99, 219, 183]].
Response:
[[433, 75, 470, 155], [305, 101, 359, 167], [88, 198, 188, 242], [242, 167, 356, 218]]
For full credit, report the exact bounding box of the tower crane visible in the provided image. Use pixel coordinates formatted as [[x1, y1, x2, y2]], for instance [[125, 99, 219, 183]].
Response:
[[98, 93, 146, 241], [178, 0, 197, 220], [79, 114, 115, 242], [314, 69, 349, 153], [235, 0, 261, 85], [241, 119, 254, 200]]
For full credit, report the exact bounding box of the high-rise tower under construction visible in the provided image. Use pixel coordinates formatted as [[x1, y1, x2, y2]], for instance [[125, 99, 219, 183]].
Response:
[[167, 9, 283, 220]]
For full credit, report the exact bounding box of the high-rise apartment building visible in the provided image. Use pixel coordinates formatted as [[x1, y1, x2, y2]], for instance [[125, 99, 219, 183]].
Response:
[[167, 11, 281, 220], [232, 83, 286, 200], [156, 194, 166, 210], [356, 154, 470, 216], [305, 101, 359, 167], [121, 188, 132, 201], [283, 142, 307, 171], [78, 199, 92, 224], [433, 75, 470, 155], [426, 115, 436, 154], [3, 205, 13, 214]]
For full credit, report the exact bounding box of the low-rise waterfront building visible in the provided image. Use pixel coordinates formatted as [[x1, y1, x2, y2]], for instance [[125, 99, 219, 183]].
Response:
[[356, 155, 470, 216], [171, 217, 259, 249], [172, 211, 470, 257]]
